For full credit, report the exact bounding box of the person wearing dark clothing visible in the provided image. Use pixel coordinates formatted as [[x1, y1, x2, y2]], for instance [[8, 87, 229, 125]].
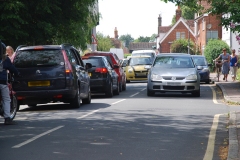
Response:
[[0, 41, 20, 125]]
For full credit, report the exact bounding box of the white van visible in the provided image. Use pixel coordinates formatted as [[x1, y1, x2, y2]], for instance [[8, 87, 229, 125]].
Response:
[[110, 48, 124, 60], [131, 50, 156, 63]]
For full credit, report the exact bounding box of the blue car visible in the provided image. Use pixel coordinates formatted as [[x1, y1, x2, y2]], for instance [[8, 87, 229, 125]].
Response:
[[192, 55, 212, 84]]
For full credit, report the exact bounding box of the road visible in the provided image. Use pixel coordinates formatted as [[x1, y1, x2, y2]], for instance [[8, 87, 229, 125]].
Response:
[[1, 82, 240, 160]]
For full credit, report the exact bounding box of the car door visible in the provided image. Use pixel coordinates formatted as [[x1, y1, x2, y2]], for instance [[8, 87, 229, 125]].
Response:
[[71, 49, 89, 97]]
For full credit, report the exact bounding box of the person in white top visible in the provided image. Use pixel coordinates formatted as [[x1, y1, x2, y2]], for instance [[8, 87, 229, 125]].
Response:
[[6, 46, 15, 63]]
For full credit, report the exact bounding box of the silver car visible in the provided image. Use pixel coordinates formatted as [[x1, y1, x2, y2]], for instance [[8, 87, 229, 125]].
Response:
[[147, 53, 200, 97]]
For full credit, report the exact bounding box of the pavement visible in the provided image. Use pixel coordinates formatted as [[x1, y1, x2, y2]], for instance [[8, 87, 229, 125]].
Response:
[[210, 73, 240, 160]]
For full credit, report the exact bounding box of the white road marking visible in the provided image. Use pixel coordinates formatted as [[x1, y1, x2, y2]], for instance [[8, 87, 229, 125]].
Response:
[[77, 110, 99, 119], [203, 114, 223, 160], [140, 88, 146, 91], [12, 126, 64, 148], [210, 86, 221, 104], [111, 99, 126, 105], [130, 92, 139, 97]]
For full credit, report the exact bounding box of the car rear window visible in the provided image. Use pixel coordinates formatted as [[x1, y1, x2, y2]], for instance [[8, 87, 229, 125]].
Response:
[[14, 50, 63, 68], [192, 57, 207, 66], [83, 58, 102, 67], [153, 56, 194, 68], [132, 53, 155, 61], [129, 57, 152, 65]]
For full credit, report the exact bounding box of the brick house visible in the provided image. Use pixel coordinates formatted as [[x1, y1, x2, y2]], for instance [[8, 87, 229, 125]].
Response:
[[156, 6, 195, 53], [110, 27, 129, 53], [194, 1, 222, 55], [156, 2, 222, 55]]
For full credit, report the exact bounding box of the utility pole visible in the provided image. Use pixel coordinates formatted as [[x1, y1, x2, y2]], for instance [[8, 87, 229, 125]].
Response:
[[188, 24, 190, 54]]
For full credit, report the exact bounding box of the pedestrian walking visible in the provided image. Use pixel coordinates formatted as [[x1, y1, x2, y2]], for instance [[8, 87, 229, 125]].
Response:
[[230, 49, 238, 81], [215, 48, 230, 82], [6, 46, 15, 62]]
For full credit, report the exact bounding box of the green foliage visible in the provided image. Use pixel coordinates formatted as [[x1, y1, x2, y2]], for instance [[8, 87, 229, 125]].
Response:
[[124, 54, 131, 58], [170, 38, 195, 54], [135, 36, 151, 42], [96, 32, 114, 51], [171, 15, 176, 26], [0, 0, 99, 50], [149, 34, 157, 42], [161, 0, 240, 33], [204, 39, 231, 67], [181, 5, 195, 20], [119, 34, 134, 48]]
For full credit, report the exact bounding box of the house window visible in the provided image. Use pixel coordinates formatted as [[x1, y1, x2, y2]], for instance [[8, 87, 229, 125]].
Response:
[[206, 31, 218, 42], [176, 32, 185, 40]]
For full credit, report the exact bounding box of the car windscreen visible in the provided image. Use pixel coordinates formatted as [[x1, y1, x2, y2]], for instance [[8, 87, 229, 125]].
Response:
[[14, 50, 63, 68], [83, 58, 102, 67], [153, 56, 195, 68], [132, 53, 155, 59], [192, 57, 207, 66], [129, 57, 152, 65]]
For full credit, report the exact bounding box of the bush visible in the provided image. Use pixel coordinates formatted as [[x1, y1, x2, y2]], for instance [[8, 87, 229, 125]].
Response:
[[170, 39, 195, 54], [204, 39, 231, 71]]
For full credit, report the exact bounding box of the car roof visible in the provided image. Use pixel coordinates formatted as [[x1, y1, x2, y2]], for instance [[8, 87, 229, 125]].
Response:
[[128, 55, 151, 58], [16, 44, 74, 51], [132, 50, 156, 53], [156, 53, 191, 57]]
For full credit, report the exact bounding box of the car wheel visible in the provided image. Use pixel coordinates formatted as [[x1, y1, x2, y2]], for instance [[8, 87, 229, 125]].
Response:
[[114, 82, 120, 95], [126, 79, 130, 83], [119, 81, 122, 92], [9, 95, 18, 120], [28, 104, 37, 107], [106, 82, 113, 98], [147, 89, 154, 96], [122, 79, 126, 91], [192, 89, 200, 97], [70, 86, 81, 108], [206, 79, 210, 84], [82, 87, 91, 104]]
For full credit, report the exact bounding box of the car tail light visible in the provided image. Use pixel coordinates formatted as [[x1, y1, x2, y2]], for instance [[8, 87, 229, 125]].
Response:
[[95, 68, 108, 73], [34, 46, 44, 50], [62, 50, 73, 73], [54, 95, 63, 99]]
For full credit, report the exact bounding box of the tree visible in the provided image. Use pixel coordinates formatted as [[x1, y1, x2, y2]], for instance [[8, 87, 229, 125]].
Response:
[[170, 38, 195, 54], [96, 32, 114, 51], [161, 0, 240, 33], [150, 34, 157, 42], [135, 36, 151, 42], [0, 0, 99, 49], [204, 39, 231, 67], [119, 34, 134, 48]]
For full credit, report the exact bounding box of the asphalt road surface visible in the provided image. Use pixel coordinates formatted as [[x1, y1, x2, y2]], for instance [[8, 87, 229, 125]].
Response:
[[1, 82, 240, 160]]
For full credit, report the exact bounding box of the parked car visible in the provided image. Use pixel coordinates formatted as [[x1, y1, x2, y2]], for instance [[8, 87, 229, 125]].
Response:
[[84, 51, 126, 91], [131, 50, 156, 63], [82, 56, 119, 97], [192, 55, 212, 84], [12, 44, 92, 109], [123, 56, 152, 82], [147, 53, 200, 97]]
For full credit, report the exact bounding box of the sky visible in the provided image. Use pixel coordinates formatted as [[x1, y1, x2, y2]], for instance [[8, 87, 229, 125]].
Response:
[[96, 0, 177, 39]]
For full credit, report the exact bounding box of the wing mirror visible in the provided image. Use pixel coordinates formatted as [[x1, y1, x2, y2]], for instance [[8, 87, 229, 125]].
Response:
[[85, 63, 92, 70]]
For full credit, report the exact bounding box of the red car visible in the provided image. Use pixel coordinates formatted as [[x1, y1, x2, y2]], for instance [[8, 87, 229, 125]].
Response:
[[84, 51, 126, 91]]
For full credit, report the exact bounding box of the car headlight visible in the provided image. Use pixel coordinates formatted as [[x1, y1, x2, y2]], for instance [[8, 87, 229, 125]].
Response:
[[151, 74, 163, 81], [128, 68, 133, 73], [186, 74, 197, 80]]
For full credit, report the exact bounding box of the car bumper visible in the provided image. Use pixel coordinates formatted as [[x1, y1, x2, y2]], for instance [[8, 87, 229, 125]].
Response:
[[147, 80, 200, 92], [90, 79, 117, 93]]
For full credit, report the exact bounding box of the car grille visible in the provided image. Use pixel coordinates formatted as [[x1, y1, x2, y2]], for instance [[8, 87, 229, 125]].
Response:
[[134, 71, 148, 78], [162, 76, 185, 80], [152, 85, 195, 90]]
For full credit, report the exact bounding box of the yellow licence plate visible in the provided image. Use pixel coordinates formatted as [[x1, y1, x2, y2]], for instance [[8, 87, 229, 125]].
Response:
[[88, 73, 92, 77], [28, 81, 50, 87]]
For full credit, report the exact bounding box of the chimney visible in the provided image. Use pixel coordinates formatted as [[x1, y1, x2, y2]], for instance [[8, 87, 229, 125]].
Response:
[[175, 6, 182, 22], [158, 14, 162, 27], [114, 27, 118, 39]]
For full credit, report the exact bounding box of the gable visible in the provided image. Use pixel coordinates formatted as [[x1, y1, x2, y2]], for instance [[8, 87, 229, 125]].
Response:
[[160, 17, 195, 44]]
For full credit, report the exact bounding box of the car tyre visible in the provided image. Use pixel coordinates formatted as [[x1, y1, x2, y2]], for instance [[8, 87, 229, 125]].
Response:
[[192, 89, 200, 97], [82, 87, 91, 104], [126, 79, 130, 83], [114, 82, 120, 95], [147, 89, 154, 96], [206, 79, 210, 84], [106, 82, 113, 98], [119, 81, 122, 92], [28, 104, 37, 107], [122, 80, 126, 91], [70, 86, 81, 108]]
